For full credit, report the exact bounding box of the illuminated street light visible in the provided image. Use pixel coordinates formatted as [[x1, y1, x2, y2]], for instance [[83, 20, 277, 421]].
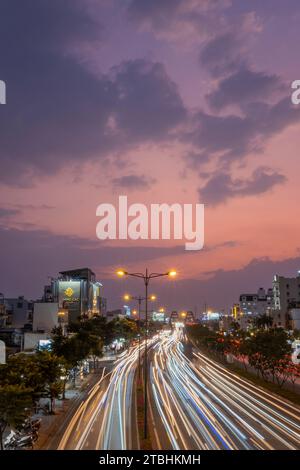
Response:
[[117, 267, 177, 439], [117, 270, 127, 277], [121, 292, 157, 380], [168, 270, 177, 277]]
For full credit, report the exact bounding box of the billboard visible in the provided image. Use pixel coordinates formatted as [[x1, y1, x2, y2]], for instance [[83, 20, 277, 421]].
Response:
[[58, 280, 81, 308], [58, 281, 81, 321], [152, 311, 165, 322]]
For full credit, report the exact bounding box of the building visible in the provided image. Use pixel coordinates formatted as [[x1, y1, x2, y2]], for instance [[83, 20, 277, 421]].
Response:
[[3, 296, 33, 328], [185, 311, 196, 325], [106, 309, 124, 321], [0, 293, 7, 327], [33, 302, 64, 333], [290, 309, 300, 330], [239, 288, 273, 317], [40, 268, 104, 324], [272, 272, 300, 327], [23, 332, 52, 351], [219, 314, 234, 331], [0, 328, 23, 353]]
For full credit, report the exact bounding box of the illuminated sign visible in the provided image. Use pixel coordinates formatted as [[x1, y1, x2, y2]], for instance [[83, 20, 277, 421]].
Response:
[[152, 311, 165, 322], [58, 281, 81, 308], [0, 80, 6, 105], [64, 287, 74, 297], [38, 339, 52, 351]]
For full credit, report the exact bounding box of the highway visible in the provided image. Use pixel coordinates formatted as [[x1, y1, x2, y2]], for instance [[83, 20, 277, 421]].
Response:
[[58, 343, 141, 450], [149, 329, 300, 450]]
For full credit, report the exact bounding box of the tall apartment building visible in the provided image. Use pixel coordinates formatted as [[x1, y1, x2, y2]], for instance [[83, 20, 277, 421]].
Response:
[[272, 272, 300, 327], [239, 287, 273, 317]]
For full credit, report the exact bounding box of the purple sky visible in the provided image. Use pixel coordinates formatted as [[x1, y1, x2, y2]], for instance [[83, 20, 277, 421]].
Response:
[[1, 0, 300, 312]]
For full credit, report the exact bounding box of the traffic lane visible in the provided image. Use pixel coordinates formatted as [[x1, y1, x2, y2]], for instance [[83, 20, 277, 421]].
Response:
[[42, 368, 108, 450], [150, 341, 235, 450], [58, 369, 111, 449], [58, 342, 147, 450], [148, 348, 174, 450], [193, 351, 300, 450], [150, 333, 300, 450]]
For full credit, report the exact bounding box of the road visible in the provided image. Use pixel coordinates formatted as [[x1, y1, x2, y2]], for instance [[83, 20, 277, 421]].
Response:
[[149, 329, 300, 450], [58, 343, 142, 450]]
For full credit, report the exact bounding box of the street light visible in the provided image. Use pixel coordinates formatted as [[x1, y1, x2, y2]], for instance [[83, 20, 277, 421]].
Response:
[[122, 293, 157, 379], [117, 268, 177, 439]]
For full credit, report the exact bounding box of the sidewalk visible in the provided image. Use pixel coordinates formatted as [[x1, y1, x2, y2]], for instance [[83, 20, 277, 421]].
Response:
[[34, 369, 103, 450]]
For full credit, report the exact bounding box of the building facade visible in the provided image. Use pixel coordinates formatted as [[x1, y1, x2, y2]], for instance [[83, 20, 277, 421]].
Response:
[[42, 268, 104, 323], [3, 296, 33, 328], [272, 273, 300, 327], [239, 287, 273, 317]]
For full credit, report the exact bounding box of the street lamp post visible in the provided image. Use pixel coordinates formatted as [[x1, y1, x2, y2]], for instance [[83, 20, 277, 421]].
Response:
[[124, 293, 157, 378], [117, 268, 177, 439]]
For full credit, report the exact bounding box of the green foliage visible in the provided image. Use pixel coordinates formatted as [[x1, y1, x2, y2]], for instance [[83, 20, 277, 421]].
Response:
[[0, 351, 64, 414], [253, 314, 273, 329]]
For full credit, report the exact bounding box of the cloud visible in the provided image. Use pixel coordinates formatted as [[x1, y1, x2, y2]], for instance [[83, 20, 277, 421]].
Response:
[[187, 96, 300, 166], [207, 66, 284, 110], [0, 207, 19, 219], [0, 1, 186, 186], [112, 174, 156, 190], [199, 167, 286, 205], [109, 60, 186, 141], [0, 223, 239, 299], [127, 0, 231, 42], [200, 32, 245, 77]]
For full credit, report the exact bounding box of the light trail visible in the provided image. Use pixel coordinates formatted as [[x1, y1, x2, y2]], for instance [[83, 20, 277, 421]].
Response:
[[58, 337, 158, 450], [150, 329, 300, 450]]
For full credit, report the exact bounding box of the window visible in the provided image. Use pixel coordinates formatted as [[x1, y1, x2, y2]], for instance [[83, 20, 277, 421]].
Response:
[[17, 302, 23, 308]]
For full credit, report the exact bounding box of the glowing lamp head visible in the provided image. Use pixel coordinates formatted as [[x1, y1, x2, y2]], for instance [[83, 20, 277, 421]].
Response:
[[150, 295, 156, 301], [168, 270, 177, 278], [117, 270, 127, 277], [123, 294, 130, 301]]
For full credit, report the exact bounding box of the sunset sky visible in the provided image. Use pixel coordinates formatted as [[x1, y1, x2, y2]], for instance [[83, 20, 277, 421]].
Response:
[[1, 0, 300, 312]]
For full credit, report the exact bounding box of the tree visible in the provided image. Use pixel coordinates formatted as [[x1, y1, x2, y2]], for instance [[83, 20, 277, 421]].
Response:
[[0, 385, 32, 450], [89, 335, 103, 370], [0, 354, 44, 406], [254, 314, 273, 330], [247, 329, 291, 383], [34, 351, 63, 413]]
